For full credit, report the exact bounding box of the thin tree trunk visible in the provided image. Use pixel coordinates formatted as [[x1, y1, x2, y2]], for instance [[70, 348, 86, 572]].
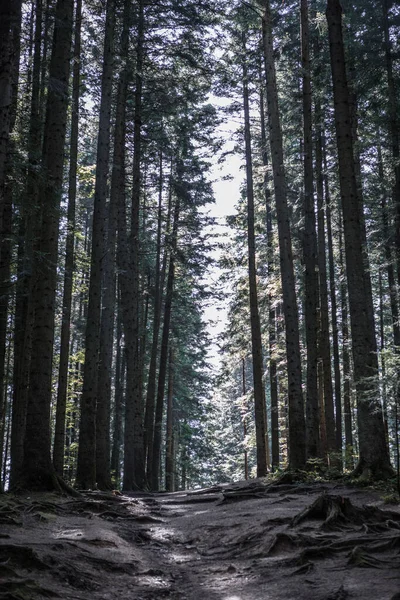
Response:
[[242, 357, 249, 480], [144, 151, 164, 478], [110, 290, 124, 486], [76, 0, 115, 489], [315, 122, 336, 456], [242, 34, 268, 477], [326, 0, 391, 477], [323, 137, 342, 458], [0, 4, 20, 486], [53, 0, 82, 477], [262, 0, 306, 469], [0, 0, 22, 227], [165, 347, 174, 492], [151, 187, 180, 491], [300, 0, 319, 460], [260, 82, 279, 469], [339, 219, 353, 467]]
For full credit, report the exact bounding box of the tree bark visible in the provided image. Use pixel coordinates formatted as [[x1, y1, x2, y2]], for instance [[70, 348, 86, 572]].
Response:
[[76, 0, 115, 489], [0, 0, 21, 487], [300, 0, 319, 460], [0, 0, 21, 228], [383, 0, 400, 287], [262, 0, 306, 469], [242, 34, 268, 477], [53, 0, 82, 477], [110, 291, 124, 486], [96, 0, 131, 492], [165, 347, 174, 492], [151, 183, 180, 491], [144, 152, 164, 479], [16, 0, 74, 491], [323, 138, 342, 458], [260, 82, 279, 469], [122, 0, 146, 490], [326, 0, 391, 478], [315, 123, 336, 457]]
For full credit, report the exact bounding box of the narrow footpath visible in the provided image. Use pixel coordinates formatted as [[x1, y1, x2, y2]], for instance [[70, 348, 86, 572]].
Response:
[[1, 480, 400, 599]]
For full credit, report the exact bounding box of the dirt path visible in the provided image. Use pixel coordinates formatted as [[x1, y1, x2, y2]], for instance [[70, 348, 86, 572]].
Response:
[[1, 481, 400, 599]]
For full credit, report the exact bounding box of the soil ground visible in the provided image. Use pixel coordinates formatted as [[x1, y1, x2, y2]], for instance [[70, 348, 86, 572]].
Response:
[[1, 480, 400, 599]]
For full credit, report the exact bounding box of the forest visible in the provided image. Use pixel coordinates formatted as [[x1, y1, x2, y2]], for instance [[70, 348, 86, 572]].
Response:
[[0, 0, 400, 498]]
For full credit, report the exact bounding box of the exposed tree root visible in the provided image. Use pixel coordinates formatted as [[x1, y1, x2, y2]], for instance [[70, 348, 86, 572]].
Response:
[[325, 585, 350, 600], [291, 493, 400, 531], [266, 532, 300, 556], [347, 545, 384, 568], [351, 459, 395, 481]]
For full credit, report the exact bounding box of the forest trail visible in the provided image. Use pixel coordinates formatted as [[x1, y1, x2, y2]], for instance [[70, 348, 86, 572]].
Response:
[[1, 480, 400, 600]]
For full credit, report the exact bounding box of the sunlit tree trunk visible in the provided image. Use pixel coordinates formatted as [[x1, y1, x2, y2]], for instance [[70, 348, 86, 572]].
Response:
[[315, 123, 336, 458], [323, 138, 342, 458], [243, 35, 268, 477], [0, 0, 21, 488], [110, 293, 124, 486], [0, 0, 21, 225], [144, 152, 165, 480], [260, 84, 279, 469], [53, 0, 82, 477]]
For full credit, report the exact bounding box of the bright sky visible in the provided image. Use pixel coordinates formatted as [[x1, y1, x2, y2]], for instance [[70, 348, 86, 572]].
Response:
[[204, 146, 243, 370]]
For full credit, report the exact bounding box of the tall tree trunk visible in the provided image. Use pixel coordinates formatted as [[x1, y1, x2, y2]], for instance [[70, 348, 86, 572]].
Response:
[[378, 140, 400, 443], [300, 0, 319, 460], [15, 0, 74, 491], [323, 137, 342, 458], [122, 0, 145, 491], [165, 347, 174, 492], [53, 0, 82, 477], [339, 219, 353, 467], [383, 0, 400, 287], [242, 357, 249, 480], [96, 0, 132, 492], [260, 83, 279, 469], [9, 0, 44, 489], [262, 0, 306, 469], [242, 35, 268, 477], [151, 185, 180, 491], [110, 0, 131, 490], [144, 151, 164, 478], [110, 291, 124, 486], [0, 1, 20, 487], [76, 0, 115, 489], [315, 122, 336, 457], [326, 0, 391, 478], [0, 0, 21, 227]]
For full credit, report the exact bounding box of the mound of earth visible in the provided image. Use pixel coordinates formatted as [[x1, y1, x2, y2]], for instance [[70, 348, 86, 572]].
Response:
[[0, 480, 399, 599]]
